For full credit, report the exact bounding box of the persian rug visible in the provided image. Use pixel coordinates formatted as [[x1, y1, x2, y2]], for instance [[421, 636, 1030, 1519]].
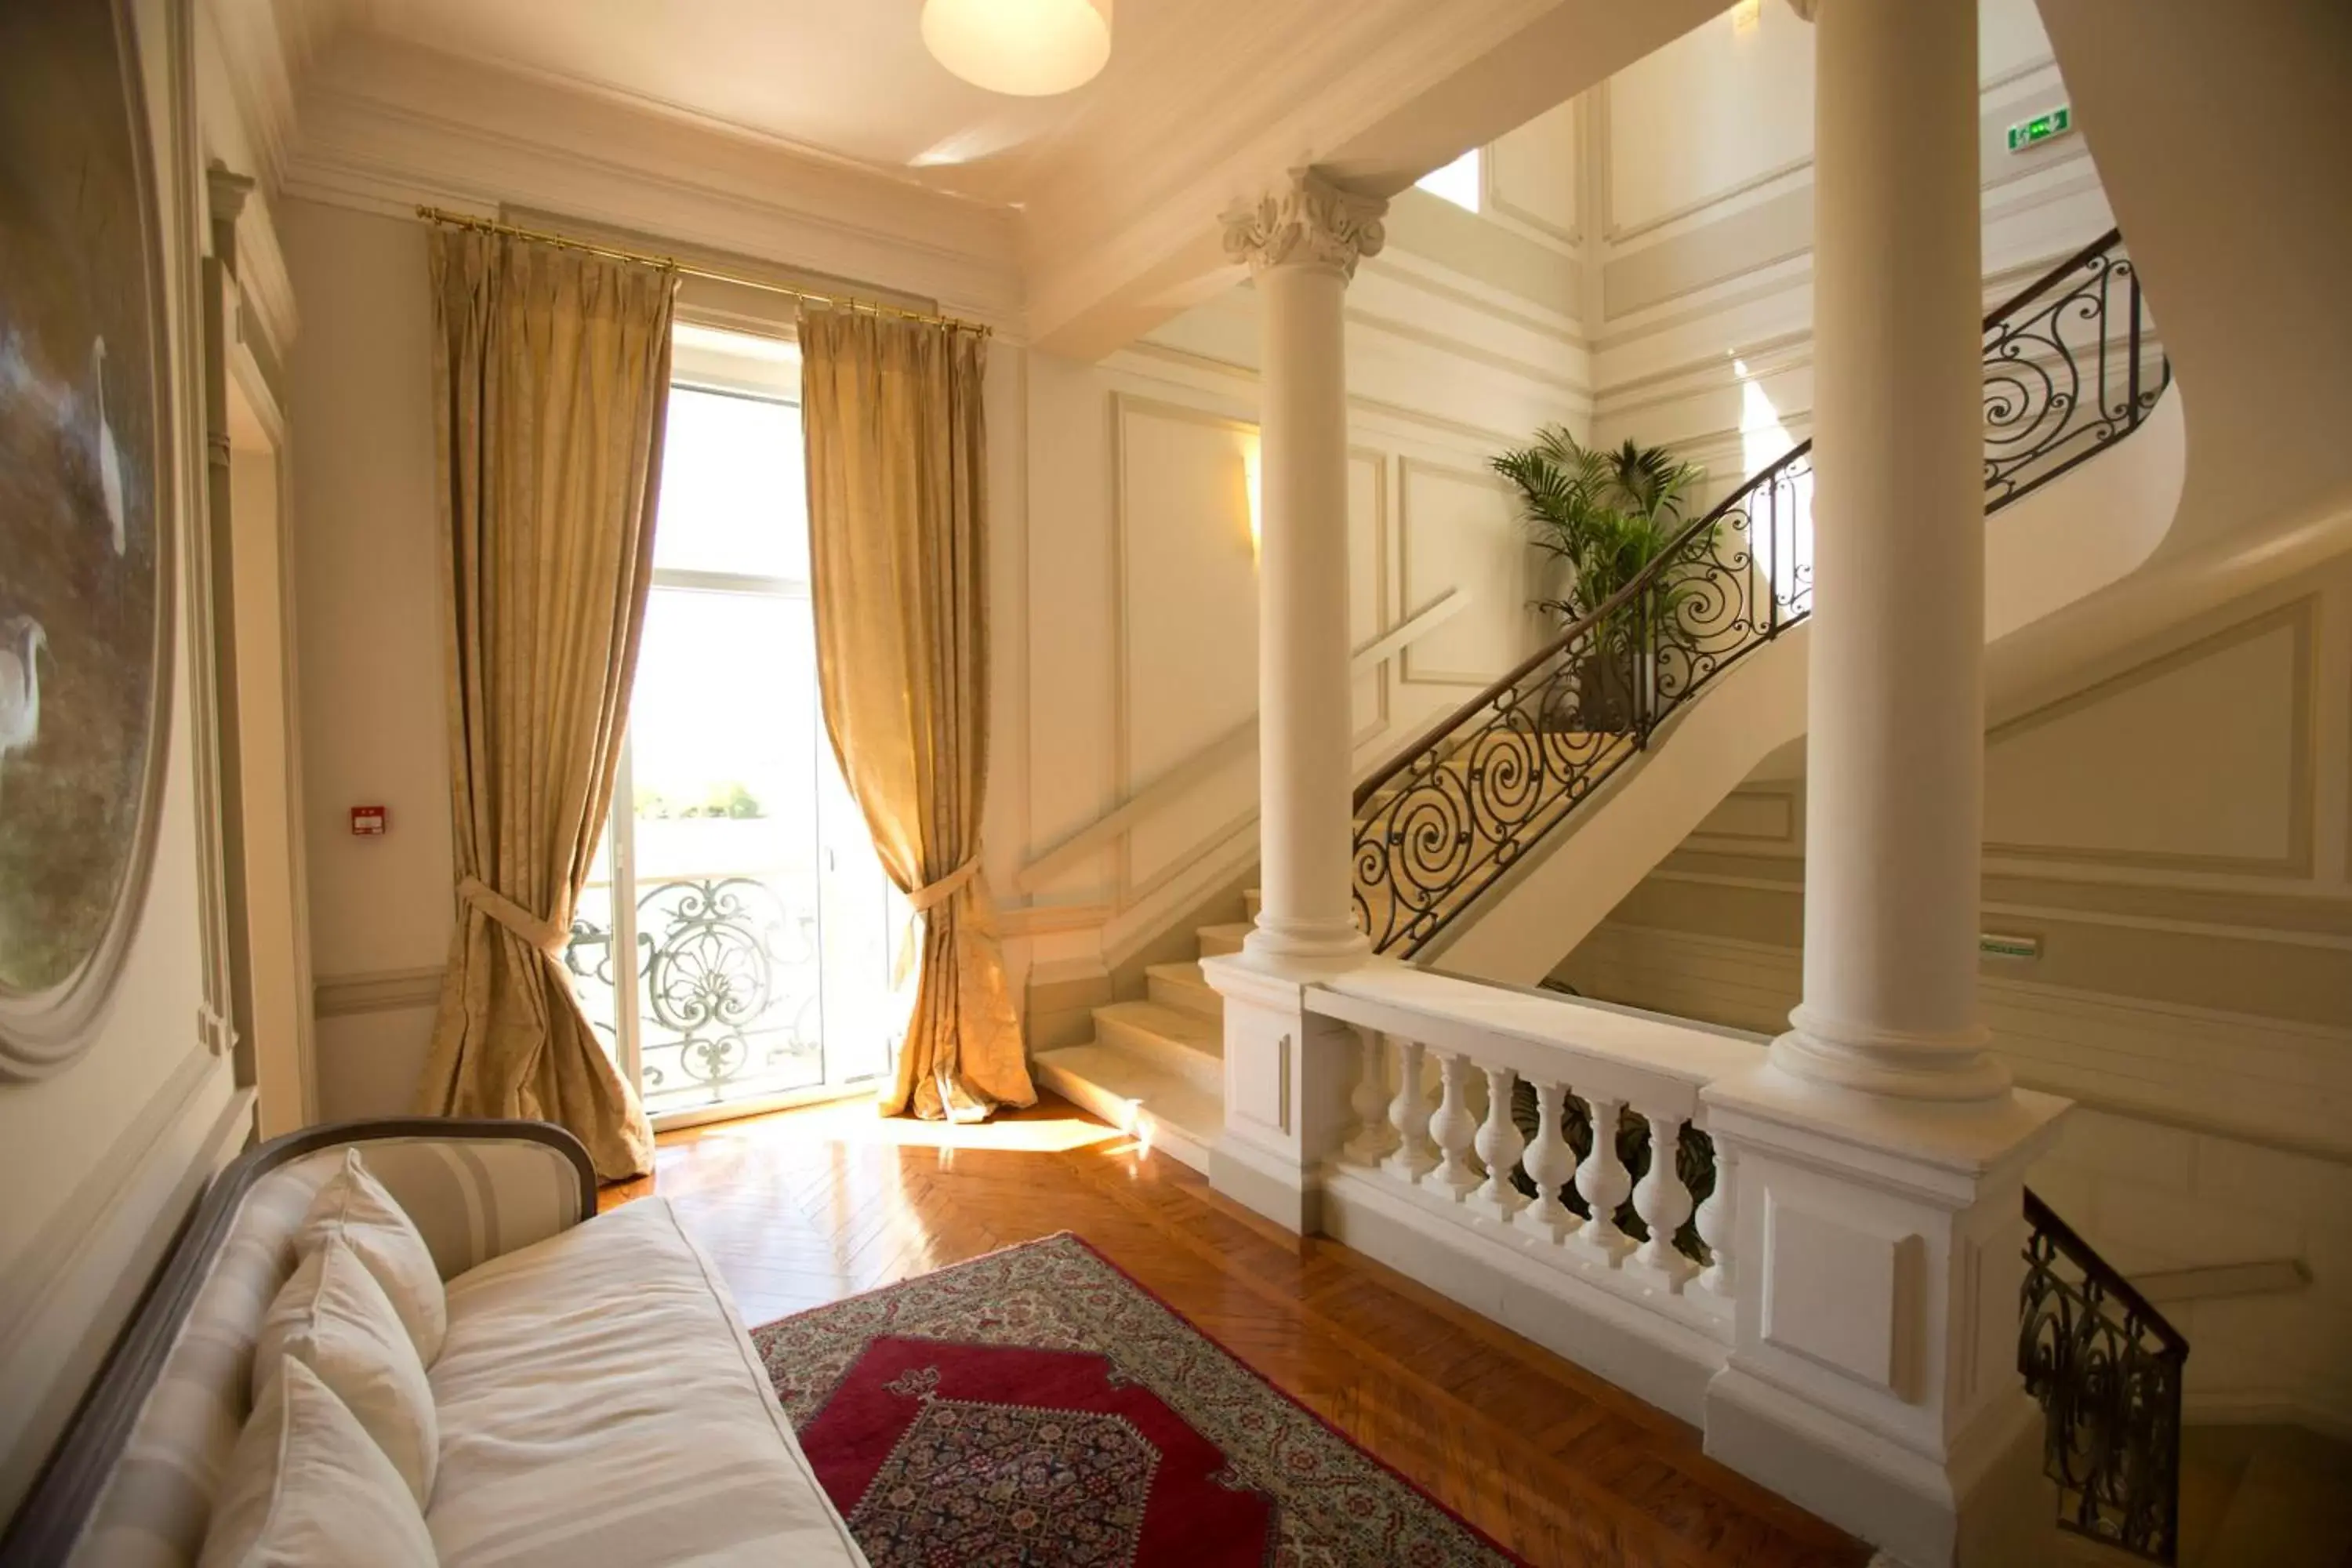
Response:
[[753, 1232, 1522, 1567]]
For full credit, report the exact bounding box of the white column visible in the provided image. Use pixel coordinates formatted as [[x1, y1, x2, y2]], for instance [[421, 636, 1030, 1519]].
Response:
[[1202, 173, 1387, 1236], [1769, 0, 2006, 1102], [1222, 170, 1382, 975], [1704, 9, 2071, 1566]]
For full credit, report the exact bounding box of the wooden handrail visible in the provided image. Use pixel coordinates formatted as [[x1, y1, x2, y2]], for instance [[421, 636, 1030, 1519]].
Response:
[[1014, 590, 1469, 894]]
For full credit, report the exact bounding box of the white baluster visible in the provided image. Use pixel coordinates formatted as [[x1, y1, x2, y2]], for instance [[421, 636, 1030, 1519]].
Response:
[[1424, 1052, 1481, 1198], [1515, 1080, 1577, 1242], [1695, 1140, 1737, 1308], [1627, 1112, 1697, 1290], [1472, 1065, 1528, 1223], [1381, 1036, 1436, 1183], [1343, 1028, 1397, 1163], [1570, 1095, 1634, 1263]]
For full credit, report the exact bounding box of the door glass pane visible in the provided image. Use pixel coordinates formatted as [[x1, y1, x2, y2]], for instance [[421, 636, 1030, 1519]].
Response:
[[559, 356, 906, 1124], [651, 387, 808, 581], [626, 586, 823, 1114]]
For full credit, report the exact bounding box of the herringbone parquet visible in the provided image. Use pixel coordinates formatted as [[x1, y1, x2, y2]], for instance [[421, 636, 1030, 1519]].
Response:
[[601, 1093, 1867, 1568]]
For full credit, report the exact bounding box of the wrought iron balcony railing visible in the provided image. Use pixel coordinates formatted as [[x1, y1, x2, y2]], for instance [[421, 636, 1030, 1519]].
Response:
[[2021, 1187, 2187, 1563], [1352, 228, 2169, 956], [562, 873, 823, 1112]]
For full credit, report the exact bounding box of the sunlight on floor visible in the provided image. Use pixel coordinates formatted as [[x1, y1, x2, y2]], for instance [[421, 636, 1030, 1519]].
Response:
[[676, 1094, 1131, 1155]]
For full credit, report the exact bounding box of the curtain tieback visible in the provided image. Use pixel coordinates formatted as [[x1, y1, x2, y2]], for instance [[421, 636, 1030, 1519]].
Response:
[[458, 876, 572, 956], [907, 855, 979, 914]]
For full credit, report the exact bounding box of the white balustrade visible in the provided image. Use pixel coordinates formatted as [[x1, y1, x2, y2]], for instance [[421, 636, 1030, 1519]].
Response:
[[1570, 1097, 1635, 1262], [1381, 1036, 1436, 1183], [1694, 1141, 1736, 1308], [1471, 1065, 1527, 1222], [1344, 1028, 1396, 1163], [1627, 1112, 1697, 1290], [1425, 1052, 1482, 1198], [1516, 1080, 1578, 1242], [1305, 963, 1764, 1348]]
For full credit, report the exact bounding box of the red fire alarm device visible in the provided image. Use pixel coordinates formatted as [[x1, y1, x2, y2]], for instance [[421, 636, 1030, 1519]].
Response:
[[350, 805, 388, 837]]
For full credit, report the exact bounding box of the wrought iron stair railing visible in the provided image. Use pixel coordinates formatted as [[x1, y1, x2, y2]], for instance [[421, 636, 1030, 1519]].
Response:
[[2021, 1186, 2187, 1563], [1352, 228, 2169, 955]]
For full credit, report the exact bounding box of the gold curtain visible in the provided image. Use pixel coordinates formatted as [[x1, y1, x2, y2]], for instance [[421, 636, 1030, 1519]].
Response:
[[419, 227, 675, 1181], [798, 307, 1033, 1121]]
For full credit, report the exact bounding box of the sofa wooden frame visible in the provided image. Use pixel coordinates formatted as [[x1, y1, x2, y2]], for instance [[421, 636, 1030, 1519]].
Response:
[[0, 1117, 597, 1566]]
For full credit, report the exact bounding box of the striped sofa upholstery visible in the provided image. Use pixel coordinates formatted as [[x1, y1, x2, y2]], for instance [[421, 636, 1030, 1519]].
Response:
[[60, 1127, 589, 1568]]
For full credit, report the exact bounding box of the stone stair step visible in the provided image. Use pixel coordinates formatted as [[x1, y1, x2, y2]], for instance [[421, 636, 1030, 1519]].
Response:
[[2194, 1427, 2352, 1568], [1195, 922, 1251, 958], [1033, 1044, 1219, 1174], [1093, 1000, 1222, 1094], [1243, 887, 1261, 921], [1145, 960, 1222, 1021]]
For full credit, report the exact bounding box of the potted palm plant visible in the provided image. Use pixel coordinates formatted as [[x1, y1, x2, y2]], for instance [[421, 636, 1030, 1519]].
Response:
[[1490, 430, 1703, 733]]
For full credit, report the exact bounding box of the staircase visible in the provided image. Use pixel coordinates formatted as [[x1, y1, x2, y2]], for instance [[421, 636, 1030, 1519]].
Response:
[[1352, 227, 2175, 977], [1033, 893, 1257, 1169], [1040, 228, 2174, 1177]]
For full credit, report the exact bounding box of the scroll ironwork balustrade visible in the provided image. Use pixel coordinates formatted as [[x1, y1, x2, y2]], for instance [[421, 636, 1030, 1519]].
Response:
[[2020, 1187, 2187, 1564], [562, 873, 822, 1112], [1352, 228, 2169, 956]]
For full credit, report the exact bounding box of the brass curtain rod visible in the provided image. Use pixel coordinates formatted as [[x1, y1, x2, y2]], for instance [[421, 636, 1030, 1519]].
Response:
[[413, 205, 992, 336]]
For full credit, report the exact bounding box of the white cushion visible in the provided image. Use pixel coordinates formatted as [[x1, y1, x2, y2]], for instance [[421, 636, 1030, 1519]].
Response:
[[198, 1357, 437, 1568], [425, 1196, 864, 1566], [293, 1149, 447, 1364], [252, 1238, 438, 1506]]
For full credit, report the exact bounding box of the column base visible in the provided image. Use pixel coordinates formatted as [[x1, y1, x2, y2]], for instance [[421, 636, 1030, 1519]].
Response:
[[1201, 953, 1361, 1235], [1770, 1006, 2013, 1103], [1705, 1368, 2053, 1568], [1240, 915, 1371, 978], [1701, 1063, 2069, 1565]]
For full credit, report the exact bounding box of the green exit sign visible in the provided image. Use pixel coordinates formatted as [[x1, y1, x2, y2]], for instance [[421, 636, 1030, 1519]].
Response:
[[2007, 105, 2073, 153]]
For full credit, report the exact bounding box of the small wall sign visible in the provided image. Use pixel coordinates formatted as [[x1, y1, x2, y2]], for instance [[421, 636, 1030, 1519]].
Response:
[[350, 804, 388, 837], [1980, 931, 2042, 961], [2006, 105, 2073, 153]]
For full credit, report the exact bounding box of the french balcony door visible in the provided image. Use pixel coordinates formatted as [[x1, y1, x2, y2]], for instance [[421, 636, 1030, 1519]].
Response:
[[564, 325, 904, 1128]]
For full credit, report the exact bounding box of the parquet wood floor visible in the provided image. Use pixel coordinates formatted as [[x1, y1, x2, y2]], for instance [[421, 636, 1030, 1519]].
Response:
[[601, 1092, 1868, 1568]]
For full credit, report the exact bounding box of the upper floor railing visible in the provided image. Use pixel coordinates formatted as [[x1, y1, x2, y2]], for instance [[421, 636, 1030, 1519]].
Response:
[[1352, 228, 2169, 955]]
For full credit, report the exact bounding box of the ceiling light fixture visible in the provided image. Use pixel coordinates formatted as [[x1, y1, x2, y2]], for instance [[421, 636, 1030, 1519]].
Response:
[[921, 0, 1112, 97]]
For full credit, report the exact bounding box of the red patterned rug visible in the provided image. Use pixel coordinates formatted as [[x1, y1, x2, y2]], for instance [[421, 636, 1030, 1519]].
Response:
[[753, 1232, 1521, 1566]]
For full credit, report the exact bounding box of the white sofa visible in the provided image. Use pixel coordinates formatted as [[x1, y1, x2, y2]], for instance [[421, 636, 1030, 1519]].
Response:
[[5, 1120, 866, 1567]]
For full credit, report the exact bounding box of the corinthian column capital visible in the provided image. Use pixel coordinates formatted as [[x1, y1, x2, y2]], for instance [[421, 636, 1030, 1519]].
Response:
[[1221, 169, 1387, 280]]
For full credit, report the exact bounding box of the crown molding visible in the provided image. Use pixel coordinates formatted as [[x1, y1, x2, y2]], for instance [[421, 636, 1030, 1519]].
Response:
[[199, 0, 346, 193], [279, 34, 1025, 328]]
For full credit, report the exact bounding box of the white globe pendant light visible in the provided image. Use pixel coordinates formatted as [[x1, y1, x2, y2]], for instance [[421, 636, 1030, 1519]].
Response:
[[921, 0, 1112, 96]]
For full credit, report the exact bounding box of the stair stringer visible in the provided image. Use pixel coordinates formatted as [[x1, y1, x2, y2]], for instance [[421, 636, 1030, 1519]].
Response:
[[1422, 388, 2187, 987]]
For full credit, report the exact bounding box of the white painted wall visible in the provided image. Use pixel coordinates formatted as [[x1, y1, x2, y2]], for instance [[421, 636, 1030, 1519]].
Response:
[[279, 201, 452, 1120], [0, 0, 270, 1515]]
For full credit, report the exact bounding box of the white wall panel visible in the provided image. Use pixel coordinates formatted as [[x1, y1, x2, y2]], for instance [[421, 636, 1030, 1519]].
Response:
[[1985, 610, 2309, 873], [1488, 99, 1579, 245], [1398, 459, 1547, 688], [1605, 5, 1815, 238]]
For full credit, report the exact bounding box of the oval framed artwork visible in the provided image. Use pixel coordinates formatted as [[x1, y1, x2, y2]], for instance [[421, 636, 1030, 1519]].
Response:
[[0, 0, 177, 1075]]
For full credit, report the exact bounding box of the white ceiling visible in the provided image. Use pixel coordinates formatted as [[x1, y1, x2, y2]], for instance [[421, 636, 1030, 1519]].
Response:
[[350, 0, 1201, 204]]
